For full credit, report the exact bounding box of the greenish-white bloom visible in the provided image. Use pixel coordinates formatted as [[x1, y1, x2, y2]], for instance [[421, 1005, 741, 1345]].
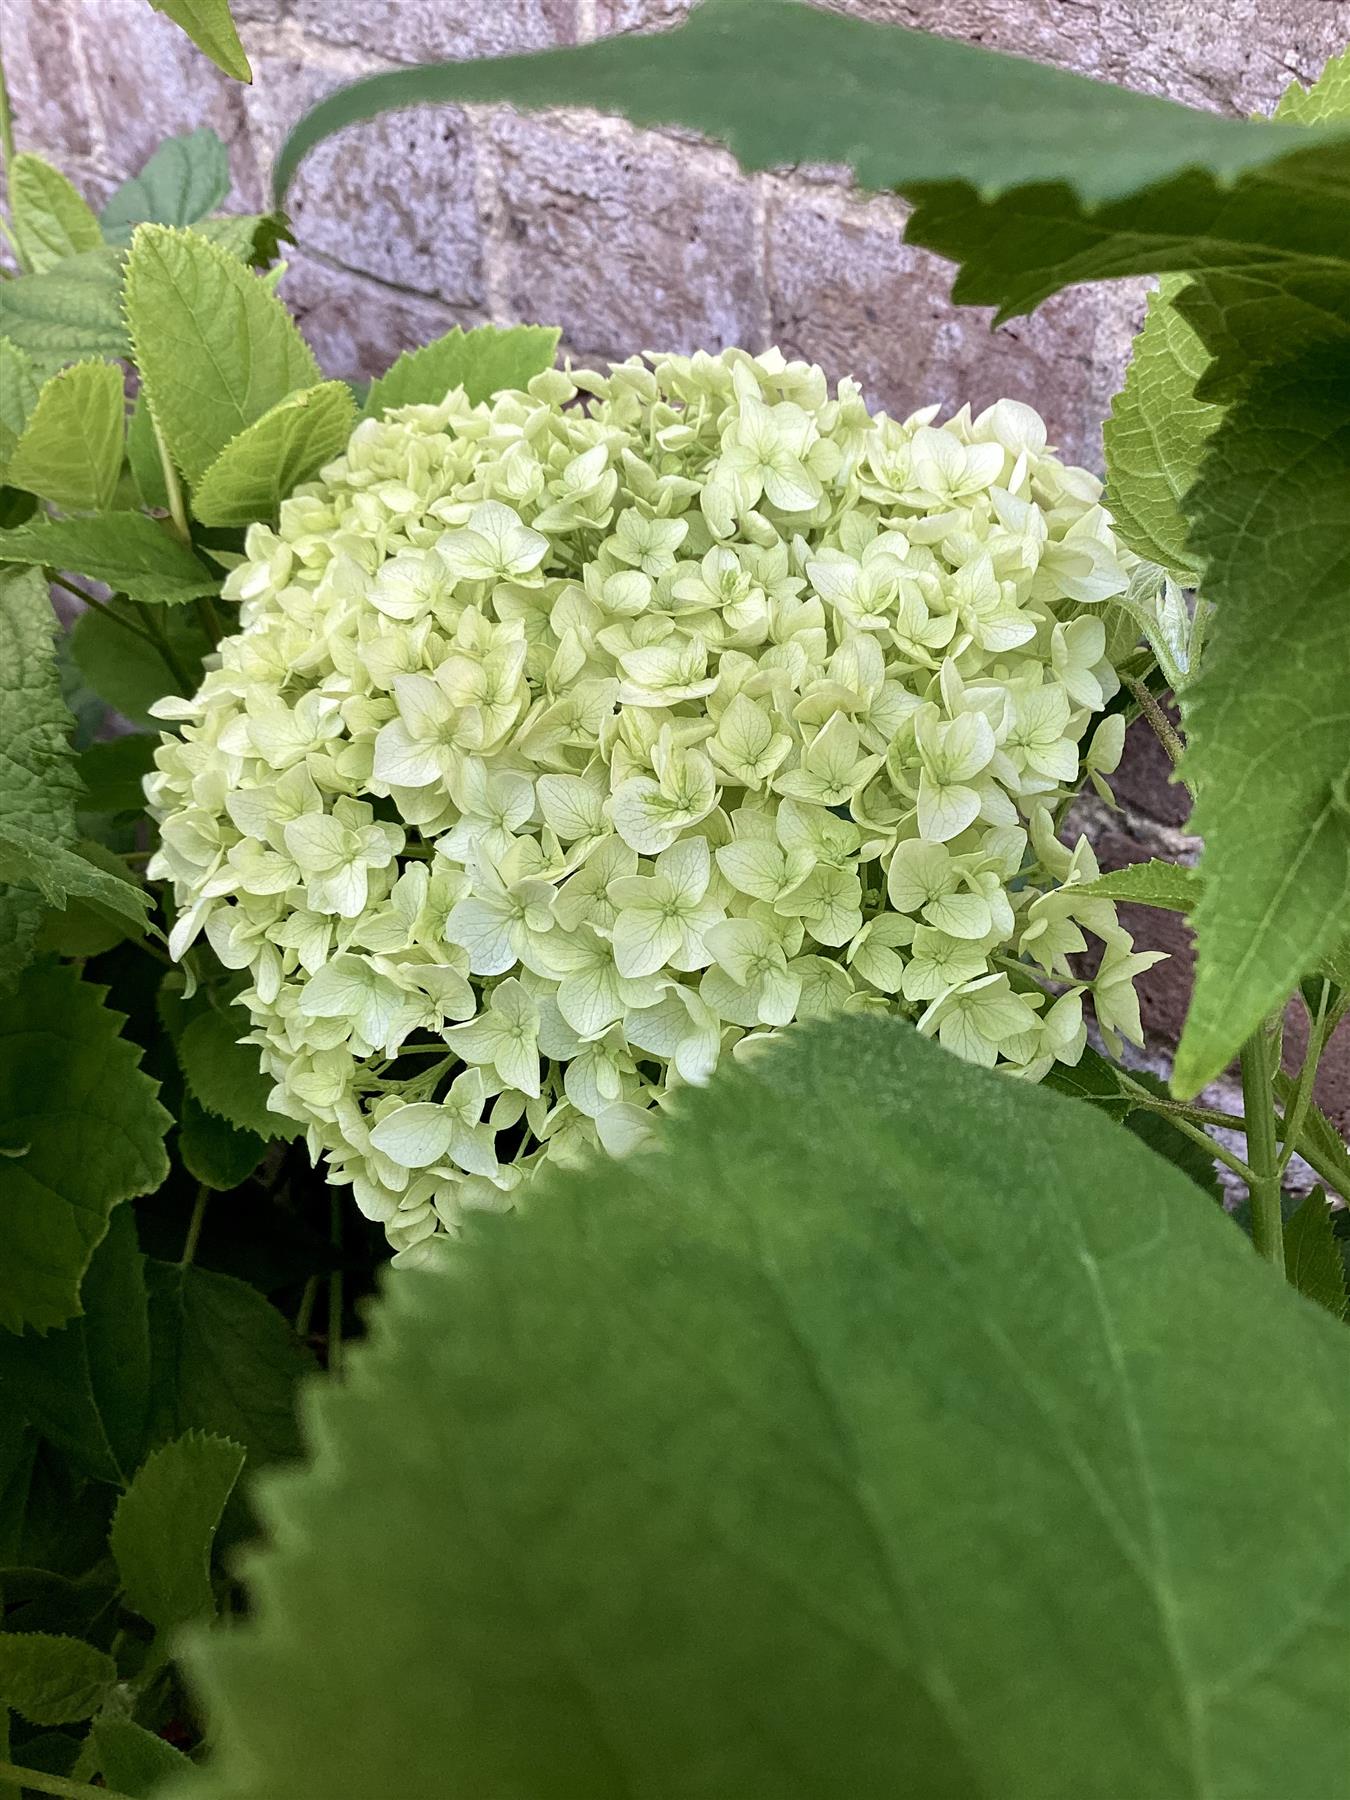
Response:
[[147, 349, 1150, 1261]]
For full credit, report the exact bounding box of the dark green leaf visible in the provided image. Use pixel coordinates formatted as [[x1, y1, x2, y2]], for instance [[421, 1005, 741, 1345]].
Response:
[[100, 129, 231, 243], [175, 1004, 282, 1140], [69, 601, 211, 726], [111, 1431, 245, 1634], [1284, 1188, 1348, 1319], [0, 826, 153, 938], [91, 1716, 198, 1796], [194, 212, 293, 269], [145, 1262, 314, 1468], [178, 1096, 268, 1193], [184, 1017, 1350, 1800], [76, 737, 158, 817], [365, 323, 561, 416], [0, 250, 127, 380], [0, 961, 171, 1334], [0, 1633, 116, 1726], [0, 1207, 150, 1484], [0, 513, 222, 606]]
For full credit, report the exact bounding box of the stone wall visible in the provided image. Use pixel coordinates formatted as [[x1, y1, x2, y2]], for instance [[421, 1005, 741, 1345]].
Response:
[[4, 0, 1348, 1132]]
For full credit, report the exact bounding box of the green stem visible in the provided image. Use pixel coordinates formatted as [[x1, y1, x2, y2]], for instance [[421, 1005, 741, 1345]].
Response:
[[1276, 981, 1331, 1179], [1240, 1024, 1285, 1273], [1124, 674, 1195, 798], [150, 410, 192, 546], [295, 1271, 319, 1339], [0, 1763, 137, 1800], [181, 1183, 209, 1265], [49, 574, 160, 649]]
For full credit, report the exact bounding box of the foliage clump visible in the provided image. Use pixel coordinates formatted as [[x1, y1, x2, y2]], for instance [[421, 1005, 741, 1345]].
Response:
[[147, 348, 1153, 1258]]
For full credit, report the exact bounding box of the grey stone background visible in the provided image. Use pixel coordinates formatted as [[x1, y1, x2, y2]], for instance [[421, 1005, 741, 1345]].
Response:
[[3, 0, 1348, 1132]]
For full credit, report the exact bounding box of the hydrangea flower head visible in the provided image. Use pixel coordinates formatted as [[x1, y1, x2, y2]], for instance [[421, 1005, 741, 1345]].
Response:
[[147, 348, 1157, 1262]]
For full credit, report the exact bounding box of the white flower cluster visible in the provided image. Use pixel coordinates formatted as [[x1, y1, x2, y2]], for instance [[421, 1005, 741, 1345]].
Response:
[[147, 348, 1161, 1262]]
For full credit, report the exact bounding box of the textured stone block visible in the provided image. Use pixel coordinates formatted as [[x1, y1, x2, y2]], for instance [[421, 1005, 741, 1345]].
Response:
[[2, 0, 96, 159], [278, 253, 478, 384], [765, 185, 1144, 470], [485, 110, 765, 363], [72, 0, 264, 205], [293, 0, 576, 64], [243, 53, 486, 310], [1112, 710, 1193, 832]]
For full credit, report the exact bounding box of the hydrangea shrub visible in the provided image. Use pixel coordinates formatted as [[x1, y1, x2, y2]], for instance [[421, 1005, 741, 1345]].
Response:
[[147, 348, 1160, 1261]]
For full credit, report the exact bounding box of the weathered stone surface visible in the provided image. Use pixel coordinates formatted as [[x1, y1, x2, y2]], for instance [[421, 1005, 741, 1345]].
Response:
[[485, 110, 765, 362], [72, 0, 265, 205], [765, 184, 1145, 471], [293, 0, 576, 63], [2, 0, 97, 159], [1111, 709, 1193, 832], [243, 54, 486, 310], [278, 253, 479, 383]]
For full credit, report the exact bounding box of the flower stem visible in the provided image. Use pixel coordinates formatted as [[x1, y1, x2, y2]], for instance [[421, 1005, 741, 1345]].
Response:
[[1276, 981, 1331, 1180], [151, 409, 192, 547], [1239, 1023, 1285, 1273], [0, 1762, 137, 1800], [181, 1183, 209, 1265]]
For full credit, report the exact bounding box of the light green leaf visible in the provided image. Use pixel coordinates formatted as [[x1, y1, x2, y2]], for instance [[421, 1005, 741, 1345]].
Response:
[[69, 600, 211, 725], [1174, 344, 1350, 1097], [0, 1633, 117, 1726], [100, 128, 231, 243], [182, 1017, 1350, 1800], [1274, 45, 1350, 124], [7, 153, 103, 275], [127, 390, 171, 511], [125, 225, 320, 485], [0, 1207, 149, 1484], [0, 340, 40, 477], [1103, 276, 1221, 581], [7, 360, 124, 513], [0, 569, 82, 988], [193, 212, 292, 269], [1073, 859, 1202, 915], [0, 249, 128, 379], [190, 382, 355, 527], [150, 0, 252, 83], [179, 1096, 268, 1193], [111, 1432, 246, 1635], [145, 1262, 315, 1468], [0, 512, 222, 605], [0, 961, 171, 1334], [92, 1716, 199, 1797], [0, 825, 154, 937], [1275, 1071, 1350, 1202], [1283, 1188, 1348, 1320], [174, 1003, 283, 1140], [364, 323, 561, 417]]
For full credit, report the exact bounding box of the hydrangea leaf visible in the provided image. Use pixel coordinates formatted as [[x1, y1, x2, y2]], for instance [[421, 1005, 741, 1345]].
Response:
[[7, 153, 103, 275], [175, 1004, 286, 1140], [364, 323, 561, 417], [111, 1432, 246, 1635], [127, 390, 171, 510], [193, 212, 293, 269], [0, 825, 154, 938], [145, 1262, 315, 1467], [100, 128, 232, 244], [91, 1716, 198, 1797], [0, 1206, 150, 1485], [0, 249, 128, 380], [180, 1018, 1350, 1800], [1073, 859, 1202, 914], [76, 736, 158, 816], [6, 361, 124, 513], [149, 0, 251, 83], [275, 1, 1350, 341], [189, 381, 356, 527], [0, 961, 171, 1334], [69, 599, 211, 725], [1173, 344, 1350, 1097], [179, 1096, 268, 1192], [1102, 277, 1220, 582], [125, 225, 320, 484], [0, 511, 223, 605], [1283, 1189, 1348, 1320], [0, 340, 40, 478], [0, 569, 82, 989], [1273, 45, 1350, 124], [0, 1634, 117, 1727]]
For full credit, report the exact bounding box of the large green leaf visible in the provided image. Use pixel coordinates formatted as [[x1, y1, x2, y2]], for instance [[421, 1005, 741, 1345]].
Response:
[[69, 600, 211, 725], [1102, 277, 1221, 581], [0, 512, 222, 606], [111, 1432, 245, 1635], [181, 1018, 1350, 1800], [0, 962, 171, 1334], [0, 341, 39, 478], [1173, 343, 1350, 1096], [0, 569, 82, 988], [6, 155, 102, 277], [364, 323, 561, 417], [0, 1206, 150, 1483], [174, 1003, 286, 1141], [91, 1716, 198, 1797], [100, 128, 232, 244], [6, 361, 124, 513], [0, 826, 154, 939], [190, 382, 356, 527], [0, 249, 127, 379], [1283, 1189, 1348, 1320], [0, 1633, 116, 1727], [125, 226, 320, 485], [150, 0, 252, 83]]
